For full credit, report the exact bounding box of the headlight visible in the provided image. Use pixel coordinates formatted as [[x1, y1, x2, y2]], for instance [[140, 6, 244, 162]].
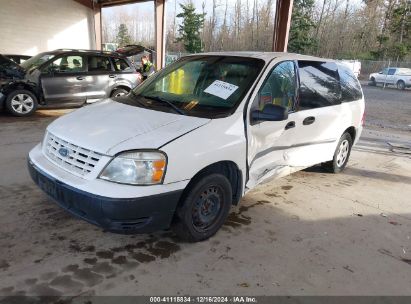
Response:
[[99, 151, 167, 185]]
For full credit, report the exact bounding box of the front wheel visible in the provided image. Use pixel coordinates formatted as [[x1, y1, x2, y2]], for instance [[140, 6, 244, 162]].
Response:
[[397, 80, 405, 90], [110, 88, 129, 97], [172, 174, 232, 242], [5, 90, 38, 117], [321, 133, 353, 173], [369, 77, 377, 86]]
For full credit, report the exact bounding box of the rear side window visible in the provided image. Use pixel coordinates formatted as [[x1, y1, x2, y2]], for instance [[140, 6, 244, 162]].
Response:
[[88, 56, 112, 72], [297, 61, 341, 110], [44, 55, 85, 73], [112, 58, 132, 72], [338, 64, 363, 102]]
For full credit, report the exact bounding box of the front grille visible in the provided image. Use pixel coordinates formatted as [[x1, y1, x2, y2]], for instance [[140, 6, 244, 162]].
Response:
[[43, 132, 102, 176]]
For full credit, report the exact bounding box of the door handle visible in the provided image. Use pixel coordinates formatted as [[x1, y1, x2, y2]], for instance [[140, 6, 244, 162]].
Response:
[[285, 121, 295, 130], [109, 74, 116, 78], [76, 76, 84, 80], [303, 116, 315, 125]]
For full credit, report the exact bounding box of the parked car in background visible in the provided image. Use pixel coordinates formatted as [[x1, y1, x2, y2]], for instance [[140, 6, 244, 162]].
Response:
[[369, 67, 411, 90], [5, 54, 31, 64], [339, 60, 361, 78], [0, 45, 145, 117], [28, 52, 365, 241]]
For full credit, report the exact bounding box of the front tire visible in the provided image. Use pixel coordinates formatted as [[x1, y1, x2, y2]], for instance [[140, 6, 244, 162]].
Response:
[[321, 133, 353, 174], [5, 90, 38, 117], [110, 88, 129, 97], [172, 174, 232, 242], [369, 77, 377, 86], [397, 80, 405, 90]]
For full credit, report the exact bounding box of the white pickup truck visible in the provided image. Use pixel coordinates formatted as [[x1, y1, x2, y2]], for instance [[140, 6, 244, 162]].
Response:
[[369, 67, 411, 90]]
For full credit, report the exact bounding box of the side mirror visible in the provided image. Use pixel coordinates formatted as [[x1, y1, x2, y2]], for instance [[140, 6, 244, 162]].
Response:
[[379, 71, 383, 74], [251, 104, 288, 122]]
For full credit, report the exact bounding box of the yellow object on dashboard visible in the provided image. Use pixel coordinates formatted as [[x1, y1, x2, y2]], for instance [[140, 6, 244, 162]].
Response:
[[168, 69, 186, 94]]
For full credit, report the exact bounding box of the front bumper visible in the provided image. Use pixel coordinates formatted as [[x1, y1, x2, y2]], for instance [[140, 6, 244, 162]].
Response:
[[28, 159, 183, 233]]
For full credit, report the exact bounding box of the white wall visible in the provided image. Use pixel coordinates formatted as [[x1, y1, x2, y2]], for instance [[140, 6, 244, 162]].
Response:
[[0, 0, 96, 55]]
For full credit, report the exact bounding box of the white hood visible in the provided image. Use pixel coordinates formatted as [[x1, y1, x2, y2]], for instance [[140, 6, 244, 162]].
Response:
[[47, 99, 210, 155]]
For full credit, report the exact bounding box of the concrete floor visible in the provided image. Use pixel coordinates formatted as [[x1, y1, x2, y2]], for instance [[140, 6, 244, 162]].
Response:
[[0, 103, 411, 296]]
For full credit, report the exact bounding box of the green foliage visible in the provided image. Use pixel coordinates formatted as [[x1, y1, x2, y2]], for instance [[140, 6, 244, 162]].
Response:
[[116, 23, 132, 47], [176, 3, 206, 53], [372, 1, 410, 60], [288, 0, 317, 53]]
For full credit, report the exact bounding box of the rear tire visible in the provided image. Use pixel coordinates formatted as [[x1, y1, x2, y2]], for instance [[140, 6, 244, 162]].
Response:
[[110, 88, 129, 97], [321, 133, 353, 174], [172, 174, 232, 242], [397, 80, 405, 90], [5, 90, 38, 117]]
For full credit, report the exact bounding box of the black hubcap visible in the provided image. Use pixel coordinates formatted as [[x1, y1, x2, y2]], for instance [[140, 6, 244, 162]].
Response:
[[192, 185, 222, 231]]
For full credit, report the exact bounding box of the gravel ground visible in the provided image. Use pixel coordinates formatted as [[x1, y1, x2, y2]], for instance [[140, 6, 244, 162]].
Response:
[[361, 83, 411, 134]]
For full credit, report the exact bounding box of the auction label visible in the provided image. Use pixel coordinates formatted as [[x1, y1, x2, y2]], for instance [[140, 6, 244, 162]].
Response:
[[204, 80, 239, 100]]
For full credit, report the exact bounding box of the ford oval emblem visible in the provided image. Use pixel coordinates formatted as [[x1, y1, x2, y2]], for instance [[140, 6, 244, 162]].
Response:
[[58, 147, 69, 157]]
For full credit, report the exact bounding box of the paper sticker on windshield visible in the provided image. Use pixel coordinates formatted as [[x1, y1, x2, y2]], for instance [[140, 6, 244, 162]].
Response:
[[204, 80, 239, 100]]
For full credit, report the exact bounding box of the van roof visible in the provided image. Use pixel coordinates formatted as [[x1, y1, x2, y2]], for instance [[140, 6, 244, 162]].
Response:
[[187, 52, 335, 62]]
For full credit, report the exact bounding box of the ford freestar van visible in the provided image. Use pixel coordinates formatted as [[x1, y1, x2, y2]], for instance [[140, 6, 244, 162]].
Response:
[[28, 52, 365, 242]]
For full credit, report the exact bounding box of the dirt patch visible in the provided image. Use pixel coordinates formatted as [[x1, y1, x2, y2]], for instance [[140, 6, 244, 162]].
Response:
[[146, 241, 180, 259], [84, 257, 98, 265], [49, 275, 84, 291], [72, 268, 104, 287], [29, 283, 62, 296], [225, 200, 271, 228], [69, 241, 95, 253], [112, 255, 128, 265], [0, 260, 10, 271], [96, 250, 114, 259]]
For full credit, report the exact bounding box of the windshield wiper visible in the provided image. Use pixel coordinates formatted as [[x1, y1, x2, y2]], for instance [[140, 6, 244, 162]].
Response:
[[141, 95, 187, 116], [122, 90, 151, 108]]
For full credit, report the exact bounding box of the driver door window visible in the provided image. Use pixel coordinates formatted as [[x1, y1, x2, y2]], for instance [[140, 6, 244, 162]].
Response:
[[253, 61, 297, 113]]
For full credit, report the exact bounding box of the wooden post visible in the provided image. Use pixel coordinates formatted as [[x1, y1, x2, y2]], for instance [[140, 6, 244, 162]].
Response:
[[155, 0, 166, 70], [272, 0, 293, 52], [93, 2, 102, 50]]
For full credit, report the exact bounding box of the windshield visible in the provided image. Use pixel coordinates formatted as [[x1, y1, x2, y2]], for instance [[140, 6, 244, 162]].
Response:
[[126, 56, 265, 118], [20, 53, 55, 71]]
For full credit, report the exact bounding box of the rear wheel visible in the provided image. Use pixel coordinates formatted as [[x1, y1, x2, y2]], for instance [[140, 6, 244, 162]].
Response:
[[397, 80, 405, 90], [110, 88, 129, 97], [5, 90, 38, 117], [172, 174, 232, 242], [321, 133, 353, 174]]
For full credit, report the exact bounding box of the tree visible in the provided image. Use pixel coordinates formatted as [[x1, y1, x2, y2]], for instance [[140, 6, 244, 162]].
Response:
[[176, 3, 206, 53], [116, 23, 132, 47], [288, 0, 317, 53], [388, 0, 410, 61]]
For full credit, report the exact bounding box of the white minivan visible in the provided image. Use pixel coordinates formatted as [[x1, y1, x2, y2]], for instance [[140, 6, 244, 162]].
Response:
[[28, 52, 365, 242]]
